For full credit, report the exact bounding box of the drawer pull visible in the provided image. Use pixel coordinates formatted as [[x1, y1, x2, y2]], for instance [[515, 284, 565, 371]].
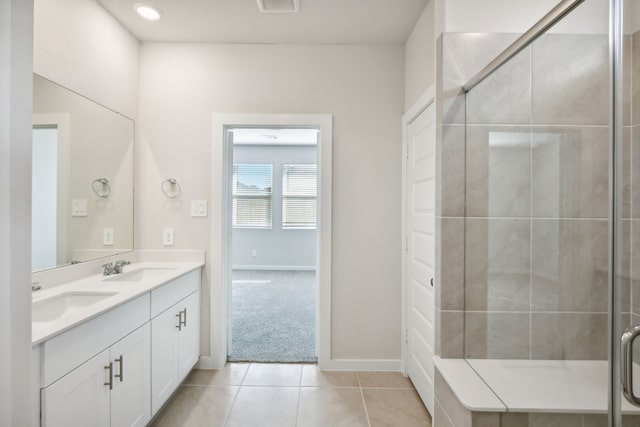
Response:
[[181, 309, 187, 327]]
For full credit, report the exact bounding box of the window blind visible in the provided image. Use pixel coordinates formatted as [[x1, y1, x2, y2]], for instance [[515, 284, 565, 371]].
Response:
[[232, 163, 273, 228], [282, 164, 317, 229]]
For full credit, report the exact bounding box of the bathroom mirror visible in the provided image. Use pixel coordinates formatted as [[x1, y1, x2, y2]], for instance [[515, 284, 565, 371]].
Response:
[[32, 74, 134, 272]]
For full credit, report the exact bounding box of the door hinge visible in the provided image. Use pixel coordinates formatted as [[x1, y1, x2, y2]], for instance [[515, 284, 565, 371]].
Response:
[[405, 328, 409, 344], [405, 145, 409, 160], [405, 237, 408, 252]]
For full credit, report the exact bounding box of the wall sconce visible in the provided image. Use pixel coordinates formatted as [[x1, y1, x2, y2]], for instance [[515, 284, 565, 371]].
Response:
[[91, 178, 111, 198], [161, 178, 181, 198]]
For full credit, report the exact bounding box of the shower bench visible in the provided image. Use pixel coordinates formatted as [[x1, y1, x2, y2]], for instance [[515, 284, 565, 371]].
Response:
[[433, 357, 640, 427]]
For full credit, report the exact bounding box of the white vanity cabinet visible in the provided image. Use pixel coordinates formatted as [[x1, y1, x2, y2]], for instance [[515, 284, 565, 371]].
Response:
[[34, 265, 202, 427], [150, 271, 200, 414], [42, 324, 151, 427]]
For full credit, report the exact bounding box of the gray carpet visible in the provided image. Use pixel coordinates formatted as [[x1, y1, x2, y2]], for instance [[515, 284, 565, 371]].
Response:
[[229, 270, 317, 363]]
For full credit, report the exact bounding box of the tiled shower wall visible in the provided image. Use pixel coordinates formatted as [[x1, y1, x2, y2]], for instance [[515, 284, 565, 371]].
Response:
[[435, 31, 636, 360]]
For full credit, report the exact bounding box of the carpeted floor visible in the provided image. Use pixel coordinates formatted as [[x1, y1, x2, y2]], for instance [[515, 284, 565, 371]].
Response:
[[229, 270, 317, 363]]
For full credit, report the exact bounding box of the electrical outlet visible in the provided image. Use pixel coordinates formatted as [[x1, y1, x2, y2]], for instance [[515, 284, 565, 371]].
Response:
[[103, 228, 114, 246], [251, 249, 257, 257], [163, 228, 174, 246]]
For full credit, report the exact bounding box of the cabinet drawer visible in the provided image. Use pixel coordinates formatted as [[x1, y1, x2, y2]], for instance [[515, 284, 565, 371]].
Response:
[[151, 270, 199, 318], [41, 294, 150, 387]]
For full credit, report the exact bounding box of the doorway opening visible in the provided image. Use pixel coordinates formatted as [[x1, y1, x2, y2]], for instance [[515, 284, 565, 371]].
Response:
[[226, 127, 318, 363]]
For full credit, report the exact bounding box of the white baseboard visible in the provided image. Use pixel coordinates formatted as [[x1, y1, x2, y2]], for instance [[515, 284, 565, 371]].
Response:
[[195, 356, 224, 370], [319, 359, 403, 372], [195, 356, 402, 372], [232, 265, 316, 271]]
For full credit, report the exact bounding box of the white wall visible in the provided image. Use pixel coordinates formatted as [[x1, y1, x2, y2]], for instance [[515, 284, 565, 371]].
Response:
[[404, 0, 435, 110], [232, 144, 317, 270], [138, 43, 405, 361], [0, 0, 33, 424], [33, 0, 139, 118]]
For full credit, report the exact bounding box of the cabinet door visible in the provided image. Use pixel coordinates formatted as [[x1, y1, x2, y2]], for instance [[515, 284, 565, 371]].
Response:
[[178, 291, 200, 381], [42, 348, 110, 427], [110, 324, 151, 427], [151, 305, 180, 414]]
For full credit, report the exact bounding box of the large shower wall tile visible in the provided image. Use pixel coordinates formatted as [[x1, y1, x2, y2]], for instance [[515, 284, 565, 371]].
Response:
[[618, 219, 631, 313], [436, 309, 464, 358], [622, 127, 632, 219], [464, 312, 530, 359], [531, 126, 609, 218], [531, 313, 607, 360], [623, 34, 631, 126], [466, 125, 531, 217], [630, 220, 640, 312], [436, 125, 465, 217], [436, 217, 464, 310], [631, 126, 640, 218], [501, 413, 582, 427], [633, 32, 640, 126], [465, 219, 530, 312], [438, 33, 519, 125], [531, 219, 608, 312], [532, 34, 609, 125], [466, 47, 531, 125]]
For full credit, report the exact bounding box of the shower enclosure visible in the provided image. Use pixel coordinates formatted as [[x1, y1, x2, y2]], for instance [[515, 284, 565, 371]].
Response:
[[434, 0, 640, 424]]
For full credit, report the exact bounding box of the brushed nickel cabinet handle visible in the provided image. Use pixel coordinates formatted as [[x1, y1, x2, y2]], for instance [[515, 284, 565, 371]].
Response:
[[176, 311, 182, 331], [181, 308, 187, 327], [114, 355, 123, 382], [104, 362, 113, 390]]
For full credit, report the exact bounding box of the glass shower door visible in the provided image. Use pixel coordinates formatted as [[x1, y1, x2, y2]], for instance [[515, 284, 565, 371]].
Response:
[[616, 0, 640, 424]]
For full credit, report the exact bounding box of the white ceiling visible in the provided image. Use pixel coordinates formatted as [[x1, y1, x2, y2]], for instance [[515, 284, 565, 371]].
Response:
[[97, 0, 428, 44]]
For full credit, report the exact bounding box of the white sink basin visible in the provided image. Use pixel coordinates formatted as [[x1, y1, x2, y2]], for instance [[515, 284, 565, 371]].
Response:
[[103, 267, 178, 282], [33, 291, 118, 323]]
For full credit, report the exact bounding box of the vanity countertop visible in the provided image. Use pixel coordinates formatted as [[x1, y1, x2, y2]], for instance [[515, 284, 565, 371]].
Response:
[[32, 262, 203, 345]]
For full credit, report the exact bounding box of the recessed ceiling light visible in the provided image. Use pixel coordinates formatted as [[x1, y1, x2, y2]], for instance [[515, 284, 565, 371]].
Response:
[[134, 3, 163, 21]]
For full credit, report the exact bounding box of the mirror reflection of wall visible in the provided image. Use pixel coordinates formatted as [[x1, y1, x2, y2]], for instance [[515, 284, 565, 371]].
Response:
[[32, 126, 59, 271], [32, 74, 135, 272]]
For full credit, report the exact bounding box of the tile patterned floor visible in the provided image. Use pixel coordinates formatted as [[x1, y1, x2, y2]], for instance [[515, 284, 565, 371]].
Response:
[[151, 363, 432, 427]]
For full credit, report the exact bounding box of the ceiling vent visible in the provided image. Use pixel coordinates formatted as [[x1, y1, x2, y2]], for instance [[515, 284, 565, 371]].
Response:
[[257, 0, 299, 13]]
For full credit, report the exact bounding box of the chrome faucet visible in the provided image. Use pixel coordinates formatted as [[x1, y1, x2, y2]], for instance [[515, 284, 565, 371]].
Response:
[[103, 260, 130, 276], [113, 260, 130, 274]]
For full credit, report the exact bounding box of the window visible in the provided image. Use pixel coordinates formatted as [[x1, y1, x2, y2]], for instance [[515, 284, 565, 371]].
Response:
[[282, 164, 317, 229], [232, 163, 273, 228]]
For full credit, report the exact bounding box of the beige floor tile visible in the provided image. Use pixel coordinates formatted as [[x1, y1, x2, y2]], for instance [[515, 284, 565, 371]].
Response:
[[225, 386, 299, 427], [242, 363, 302, 386], [363, 388, 432, 427], [358, 371, 414, 388], [183, 364, 249, 386], [297, 387, 369, 427], [150, 385, 238, 427], [301, 365, 359, 387]]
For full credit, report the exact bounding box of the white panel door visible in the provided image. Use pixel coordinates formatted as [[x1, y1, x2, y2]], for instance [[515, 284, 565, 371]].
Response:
[[405, 103, 436, 414], [178, 292, 200, 381], [110, 324, 151, 427], [42, 348, 111, 427], [151, 305, 180, 414]]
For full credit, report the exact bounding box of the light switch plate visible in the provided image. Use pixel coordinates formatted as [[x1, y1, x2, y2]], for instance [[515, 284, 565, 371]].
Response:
[[72, 199, 88, 217], [163, 228, 174, 246], [191, 200, 208, 217], [103, 228, 114, 246]]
